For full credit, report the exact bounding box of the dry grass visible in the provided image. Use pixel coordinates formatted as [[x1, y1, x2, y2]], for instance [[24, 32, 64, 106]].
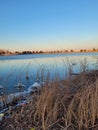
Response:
[[0, 70, 98, 130]]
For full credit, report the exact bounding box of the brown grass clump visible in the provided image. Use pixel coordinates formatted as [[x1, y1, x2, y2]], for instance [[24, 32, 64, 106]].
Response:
[[0, 70, 98, 130]]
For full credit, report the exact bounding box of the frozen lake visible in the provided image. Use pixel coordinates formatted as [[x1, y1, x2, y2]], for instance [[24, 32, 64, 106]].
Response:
[[0, 52, 98, 93]]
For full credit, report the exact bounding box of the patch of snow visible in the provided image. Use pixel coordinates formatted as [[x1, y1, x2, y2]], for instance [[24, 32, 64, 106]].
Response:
[[27, 81, 44, 93], [0, 113, 4, 121]]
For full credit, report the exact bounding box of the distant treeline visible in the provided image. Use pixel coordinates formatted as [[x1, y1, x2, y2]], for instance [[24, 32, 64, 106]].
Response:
[[0, 49, 12, 55], [0, 48, 98, 55], [18, 50, 43, 55]]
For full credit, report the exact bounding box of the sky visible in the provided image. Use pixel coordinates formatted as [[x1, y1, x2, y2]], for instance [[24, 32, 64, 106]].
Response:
[[0, 0, 98, 51]]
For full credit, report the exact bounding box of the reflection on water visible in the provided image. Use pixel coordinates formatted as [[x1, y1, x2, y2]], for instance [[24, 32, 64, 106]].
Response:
[[0, 52, 98, 93]]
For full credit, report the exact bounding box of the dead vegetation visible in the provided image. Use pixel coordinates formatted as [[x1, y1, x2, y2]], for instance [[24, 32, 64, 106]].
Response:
[[0, 69, 98, 130]]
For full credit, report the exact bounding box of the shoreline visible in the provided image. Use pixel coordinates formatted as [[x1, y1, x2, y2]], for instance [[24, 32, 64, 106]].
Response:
[[0, 51, 98, 56], [0, 69, 98, 130]]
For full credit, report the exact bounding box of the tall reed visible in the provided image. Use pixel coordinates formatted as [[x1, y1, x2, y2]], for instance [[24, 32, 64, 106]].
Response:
[[0, 60, 98, 130]]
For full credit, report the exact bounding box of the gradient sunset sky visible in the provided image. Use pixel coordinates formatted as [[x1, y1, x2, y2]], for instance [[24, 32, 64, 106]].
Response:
[[0, 0, 98, 51]]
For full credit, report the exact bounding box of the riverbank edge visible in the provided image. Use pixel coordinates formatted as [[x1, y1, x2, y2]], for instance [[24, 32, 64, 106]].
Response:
[[0, 51, 98, 57], [0, 69, 98, 130]]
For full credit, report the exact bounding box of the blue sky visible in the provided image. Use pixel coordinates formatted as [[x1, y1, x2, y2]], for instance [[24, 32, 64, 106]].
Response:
[[0, 0, 98, 51]]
